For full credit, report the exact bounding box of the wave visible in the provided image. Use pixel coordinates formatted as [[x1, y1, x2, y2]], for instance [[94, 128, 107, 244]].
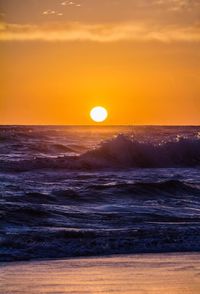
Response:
[[86, 180, 200, 198], [80, 134, 200, 168], [2, 180, 200, 207], [1, 226, 200, 262], [1, 178, 200, 262], [2, 180, 196, 203], [29, 143, 75, 154], [1, 134, 200, 171]]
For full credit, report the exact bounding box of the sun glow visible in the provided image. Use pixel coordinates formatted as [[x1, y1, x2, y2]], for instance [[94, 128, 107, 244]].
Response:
[[90, 106, 108, 123]]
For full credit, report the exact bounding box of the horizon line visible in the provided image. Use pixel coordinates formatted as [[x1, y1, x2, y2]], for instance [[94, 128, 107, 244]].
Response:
[[0, 124, 200, 127]]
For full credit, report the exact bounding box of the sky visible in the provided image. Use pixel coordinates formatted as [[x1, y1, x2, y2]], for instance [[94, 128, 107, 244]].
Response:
[[0, 0, 200, 125]]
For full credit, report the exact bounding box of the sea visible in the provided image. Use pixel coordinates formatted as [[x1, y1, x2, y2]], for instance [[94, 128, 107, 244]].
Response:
[[0, 125, 200, 261]]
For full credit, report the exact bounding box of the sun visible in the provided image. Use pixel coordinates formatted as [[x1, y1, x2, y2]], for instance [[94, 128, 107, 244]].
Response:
[[90, 106, 108, 123]]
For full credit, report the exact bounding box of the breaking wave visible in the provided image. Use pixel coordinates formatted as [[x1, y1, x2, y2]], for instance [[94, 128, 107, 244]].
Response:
[[1, 134, 200, 172], [1, 127, 200, 262]]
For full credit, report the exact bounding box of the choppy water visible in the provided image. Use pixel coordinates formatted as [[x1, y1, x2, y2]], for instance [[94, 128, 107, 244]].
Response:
[[0, 125, 200, 261]]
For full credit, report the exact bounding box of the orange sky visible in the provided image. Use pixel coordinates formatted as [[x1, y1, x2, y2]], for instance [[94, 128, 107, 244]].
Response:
[[0, 0, 200, 125]]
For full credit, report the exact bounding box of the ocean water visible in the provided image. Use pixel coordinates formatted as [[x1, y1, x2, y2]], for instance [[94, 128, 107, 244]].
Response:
[[0, 125, 200, 261]]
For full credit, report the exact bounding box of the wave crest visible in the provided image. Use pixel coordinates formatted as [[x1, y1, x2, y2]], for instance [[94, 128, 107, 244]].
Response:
[[1, 134, 200, 171], [80, 134, 200, 168]]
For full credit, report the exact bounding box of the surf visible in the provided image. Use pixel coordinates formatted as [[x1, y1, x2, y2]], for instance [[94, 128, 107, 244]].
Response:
[[1, 134, 200, 171]]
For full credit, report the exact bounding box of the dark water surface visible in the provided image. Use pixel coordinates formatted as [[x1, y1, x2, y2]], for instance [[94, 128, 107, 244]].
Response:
[[0, 126, 200, 261]]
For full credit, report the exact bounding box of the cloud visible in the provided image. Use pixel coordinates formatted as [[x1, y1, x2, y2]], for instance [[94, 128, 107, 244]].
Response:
[[153, 0, 200, 9], [0, 21, 200, 42], [61, 1, 81, 7]]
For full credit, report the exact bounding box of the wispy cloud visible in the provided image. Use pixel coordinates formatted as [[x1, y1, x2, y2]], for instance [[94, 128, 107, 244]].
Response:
[[152, 0, 200, 10], [42, 10, 64, 16], [61, 1, 81, 7], [0, 21, 200, 42]]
